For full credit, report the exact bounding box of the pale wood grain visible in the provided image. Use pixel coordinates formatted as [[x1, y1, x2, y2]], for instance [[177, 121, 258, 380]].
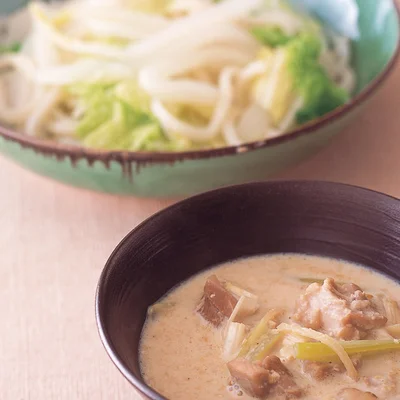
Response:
[[1, 58, 400, 400]]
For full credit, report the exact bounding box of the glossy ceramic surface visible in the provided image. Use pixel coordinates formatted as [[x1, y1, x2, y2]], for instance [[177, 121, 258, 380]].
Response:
[[96, 181, 400, 399], [0, 1, 399, 197]]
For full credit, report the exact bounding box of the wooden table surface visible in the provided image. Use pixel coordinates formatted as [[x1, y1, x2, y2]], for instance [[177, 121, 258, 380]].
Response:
[[1, 60, 400, 399]]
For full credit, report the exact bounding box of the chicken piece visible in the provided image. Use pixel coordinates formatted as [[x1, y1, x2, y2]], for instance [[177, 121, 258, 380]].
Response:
[[196, 275, 238, 326], [336, 388, 377, 399], [228, 358, 273, 398], [293, 278, 387, 340], [262, 356, 303, 399], [228, 356, 302, 399], [203, 275, 238, 317], [196, 296, 225, 327]]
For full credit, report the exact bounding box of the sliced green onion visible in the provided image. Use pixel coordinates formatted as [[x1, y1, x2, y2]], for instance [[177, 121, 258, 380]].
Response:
[[247, 332, 284, 361], [296, 340, 400, 363], [239, 309, 282, 357]]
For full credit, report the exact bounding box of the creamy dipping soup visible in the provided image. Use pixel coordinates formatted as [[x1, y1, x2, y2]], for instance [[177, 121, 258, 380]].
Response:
[[140, 255, 400, 400]]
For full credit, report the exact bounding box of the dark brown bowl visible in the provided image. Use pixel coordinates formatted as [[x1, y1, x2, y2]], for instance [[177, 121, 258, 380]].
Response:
[[95, 181, 400, 399]]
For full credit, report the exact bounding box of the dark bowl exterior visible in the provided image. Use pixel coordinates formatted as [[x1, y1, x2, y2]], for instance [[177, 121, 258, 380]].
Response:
[[96, 181, 400, 399]]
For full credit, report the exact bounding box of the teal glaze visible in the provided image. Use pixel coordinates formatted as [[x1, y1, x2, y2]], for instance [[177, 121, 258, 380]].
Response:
[[354, 0, 399, 91], [0, 109, 357, 197], [0, 0, 399, 197]]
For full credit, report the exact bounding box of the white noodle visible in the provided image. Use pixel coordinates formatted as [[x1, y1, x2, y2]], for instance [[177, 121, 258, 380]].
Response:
[[125, 0, 261, 60], [140, 47, 251, 81], [36, 59, 133, 85], [30, 12, 59, 69], [238, 61, 267, 84], [139, 48, 249, 105], [127, 24, 259, 69], [145, 79, 219, 106], [30, 4, 129, 60], [0, 55, 38, 124], [81, 18, 165, 40], [73, 5, 170, 29], [256, 49, 287, 110], [223, 119, 242, 146], [277, 97, 304, 133], [152, 67, 237, 141], [0, 0, 356, 150], [237, 103, 274, 142]]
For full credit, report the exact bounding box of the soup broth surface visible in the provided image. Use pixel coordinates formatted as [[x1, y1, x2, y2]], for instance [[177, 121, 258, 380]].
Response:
[[140, 254, 400, 400]]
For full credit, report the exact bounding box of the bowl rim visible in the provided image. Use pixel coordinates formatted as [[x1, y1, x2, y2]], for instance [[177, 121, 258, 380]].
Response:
[[1, 1, 400, 164], [95, 180, 400, 400]]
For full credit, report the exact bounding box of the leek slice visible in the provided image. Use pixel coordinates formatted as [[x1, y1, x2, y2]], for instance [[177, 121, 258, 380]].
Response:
[[380, 296, 400, 325], [239, 309, 283, 357], [296, 340, 400, 363], [223, 322, 247, 361], [247, 332, 284, 361]]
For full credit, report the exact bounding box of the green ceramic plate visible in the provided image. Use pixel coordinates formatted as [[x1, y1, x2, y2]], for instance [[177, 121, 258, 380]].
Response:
[[0, 0, 399, 197]]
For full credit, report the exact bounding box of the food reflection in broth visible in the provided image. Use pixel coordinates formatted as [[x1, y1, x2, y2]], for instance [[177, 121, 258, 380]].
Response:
[[140, 255, 400, 400]]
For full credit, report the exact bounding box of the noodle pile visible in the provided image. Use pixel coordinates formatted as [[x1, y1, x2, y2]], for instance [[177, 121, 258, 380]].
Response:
[[0, 0, 356, 151]]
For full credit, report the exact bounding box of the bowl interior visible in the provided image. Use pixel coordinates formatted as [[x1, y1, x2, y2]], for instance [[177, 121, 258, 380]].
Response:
[[96, 181, 400, 399]]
